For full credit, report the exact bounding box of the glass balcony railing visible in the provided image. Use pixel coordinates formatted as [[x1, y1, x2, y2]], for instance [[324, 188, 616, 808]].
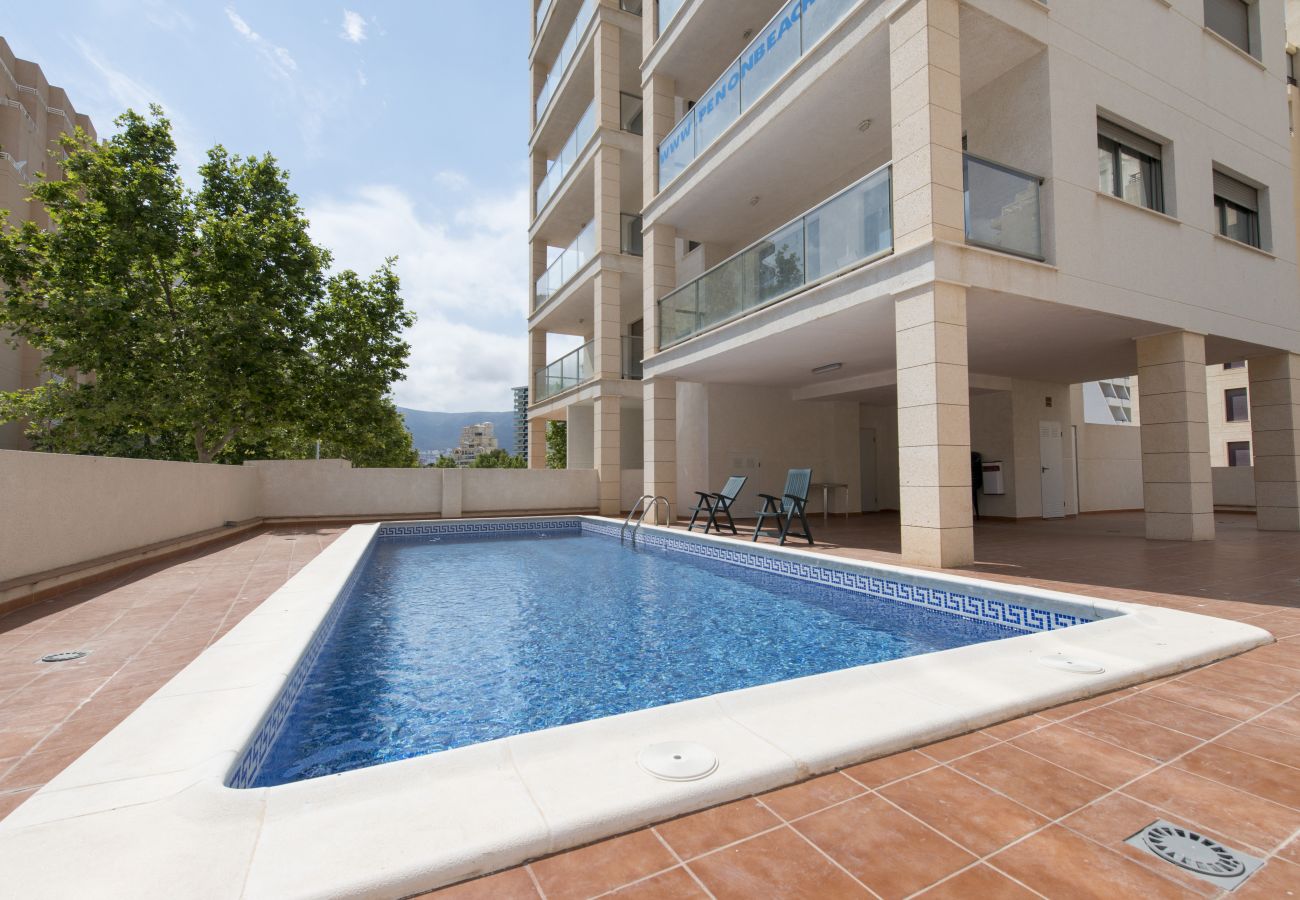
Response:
[[538, 102, 596, 211], [657, 0, 857, 189], [622, 335, 644, 379], [535, 340, 595, 401], [621, 213, 644, 256], [658, 164, 893, 348], [963, 154, 1044, 261], [536, 0, 597, 122], [535, 221, 597, 309], [620, 92, 644, 135], [658, 0, 687, 35], [536, 0, 555, 34]]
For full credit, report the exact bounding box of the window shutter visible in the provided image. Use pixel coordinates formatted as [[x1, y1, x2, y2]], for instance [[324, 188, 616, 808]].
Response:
[[1204, 0, 1251, 53], [1097, 118, 1162, 160], [1213, 170, 1258, 211]]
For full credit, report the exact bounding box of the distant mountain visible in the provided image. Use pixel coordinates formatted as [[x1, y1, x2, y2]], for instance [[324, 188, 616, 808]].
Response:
[[398, 407, 516, 453]]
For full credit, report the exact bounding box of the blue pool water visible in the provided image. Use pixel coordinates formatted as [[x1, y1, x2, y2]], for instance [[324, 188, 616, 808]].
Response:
[[247, 528, 1026, 787]]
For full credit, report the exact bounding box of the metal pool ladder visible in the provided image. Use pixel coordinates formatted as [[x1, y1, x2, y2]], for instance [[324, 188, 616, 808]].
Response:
[[621, 495, 672, 545]]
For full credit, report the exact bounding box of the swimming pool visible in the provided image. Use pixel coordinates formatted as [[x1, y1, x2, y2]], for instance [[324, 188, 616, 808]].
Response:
[[3, 517, 1269, 900], [243, 522, 1054, 786]]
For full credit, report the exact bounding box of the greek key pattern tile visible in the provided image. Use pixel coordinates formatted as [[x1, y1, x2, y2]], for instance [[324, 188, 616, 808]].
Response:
[[581, 520, 1088, 633]]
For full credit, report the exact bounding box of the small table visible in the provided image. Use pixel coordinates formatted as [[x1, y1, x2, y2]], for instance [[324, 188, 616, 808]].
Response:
[[810, 482, 849, 524]]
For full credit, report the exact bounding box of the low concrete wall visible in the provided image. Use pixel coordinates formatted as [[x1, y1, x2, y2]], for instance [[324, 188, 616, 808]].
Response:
[[1212, 466, 1255, 508], [0, 450, 260, 584], [1, 453, 601, 590], [249, 459, 444, 519]]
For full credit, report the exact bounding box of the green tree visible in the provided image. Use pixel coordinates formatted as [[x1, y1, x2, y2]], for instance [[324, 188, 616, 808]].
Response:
[[431, 454, 459, 468], [469, 448, 526, 469], [546, 420, 567, 469], [0, 106, 416, 467]]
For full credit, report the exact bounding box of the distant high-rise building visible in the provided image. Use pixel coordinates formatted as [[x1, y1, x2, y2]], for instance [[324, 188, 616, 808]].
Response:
[[0, 37, 97, 450], [512, 385, 529, 461], [451, 422, 499, 467]]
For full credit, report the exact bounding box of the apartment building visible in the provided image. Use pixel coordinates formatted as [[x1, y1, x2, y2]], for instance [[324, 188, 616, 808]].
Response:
[[529, 0, 1300, 566], [0, 38, 96, 451], [526, 0, 648, 516], [451, 422, 500, 467]]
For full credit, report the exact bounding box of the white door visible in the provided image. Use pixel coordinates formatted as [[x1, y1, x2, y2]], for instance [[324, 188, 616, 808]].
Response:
[[1039, 421, 1066, 519], [859, 427, 878, 511]]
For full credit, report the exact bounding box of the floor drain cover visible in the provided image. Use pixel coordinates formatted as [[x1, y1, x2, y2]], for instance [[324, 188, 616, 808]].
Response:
[[1126, 820, 1263, 889], [1038, 654, 1105, 674], [637, 742, 718, 782], [39, 651, 88, 663]]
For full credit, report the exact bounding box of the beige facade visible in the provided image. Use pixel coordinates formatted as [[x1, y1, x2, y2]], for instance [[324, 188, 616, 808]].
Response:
[[527, 0, 647, 516], [527, 0, 1300, 564], [0, 37, 96, 450]]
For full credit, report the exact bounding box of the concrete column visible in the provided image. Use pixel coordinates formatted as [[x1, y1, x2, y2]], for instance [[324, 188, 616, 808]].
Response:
[[530, 237, 548, 312], [594, 395, 622, 515], [889, 0, 964, 253], [528, 416, 549, 470], [895, 283, 973, 567], [528, 329, 548, 405], [643, 222, 676, 357], [594, 144, 622, 257], [643, 377, 676, 523], [594, 269, 622, 381], [1136, 332, 1214, 541], [594, 20, 621, 133], [643, 74, 676, 206], [1248, 353, 1300, 531]]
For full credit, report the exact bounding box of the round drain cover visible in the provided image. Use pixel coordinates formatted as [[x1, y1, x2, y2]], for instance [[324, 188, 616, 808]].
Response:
[[1141, 824, 1246, 878], [39, 651, 88, 663], [1038, 654, 1105, 674], [637, 742, 718, 782]]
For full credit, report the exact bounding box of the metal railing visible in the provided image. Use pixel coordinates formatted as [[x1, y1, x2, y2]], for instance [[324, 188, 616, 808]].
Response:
[[535, 221, 596, 309], [538, 102, 596, 210], [536, 0, 597, 122], [535, 340, 595, 401], [963, 154, 1044, 261], [657, 163, 893, 348], [657, 0, 857, 189]]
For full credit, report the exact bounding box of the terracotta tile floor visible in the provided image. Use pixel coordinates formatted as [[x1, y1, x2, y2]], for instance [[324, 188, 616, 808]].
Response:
[[3, 513, 1300, 898]]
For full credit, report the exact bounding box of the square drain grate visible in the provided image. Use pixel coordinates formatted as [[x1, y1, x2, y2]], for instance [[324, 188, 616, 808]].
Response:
[[1126, 820, 1264, 891]]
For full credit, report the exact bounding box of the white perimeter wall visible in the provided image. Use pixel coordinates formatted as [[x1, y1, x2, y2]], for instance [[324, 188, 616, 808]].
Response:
[[1, 453, 599, 585]]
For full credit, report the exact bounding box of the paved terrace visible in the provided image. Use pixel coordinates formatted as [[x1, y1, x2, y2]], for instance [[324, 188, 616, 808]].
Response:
[[0, 514, 1297, 898]]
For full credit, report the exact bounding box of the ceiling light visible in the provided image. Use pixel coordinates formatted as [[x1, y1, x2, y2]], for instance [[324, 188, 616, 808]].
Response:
[[857, 118, 872, 132], [749, 195, 761, 206], [812, 362, 843, 375], [742, 28, 754, 40]]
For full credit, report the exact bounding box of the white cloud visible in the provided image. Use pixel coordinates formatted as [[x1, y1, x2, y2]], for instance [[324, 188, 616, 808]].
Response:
[[340, 10, 367, 43], [433, 170, 469, 192], [306, 183, 531, 411], [72, 38, 205, 173], [356, 68, 368, 87], [224, 7, 298, 80]]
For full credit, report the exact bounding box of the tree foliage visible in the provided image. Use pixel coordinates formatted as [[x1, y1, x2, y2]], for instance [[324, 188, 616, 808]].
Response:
[[546, 420, 567, 469], [0, 107, 417, 467], [469, 448, 526, 469]]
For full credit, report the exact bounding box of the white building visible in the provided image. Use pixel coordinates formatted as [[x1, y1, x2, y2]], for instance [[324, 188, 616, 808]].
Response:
[[528, 0, 1300, 566]]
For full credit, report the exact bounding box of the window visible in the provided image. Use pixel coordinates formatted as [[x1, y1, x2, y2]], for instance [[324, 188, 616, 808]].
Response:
[[1225, 387, 1250, 422], [1098, 118, 1164, 212], [1214, 170, 1261, 248], [1227, 441, 1251, 467], [1289, 49, 1298, 86], [1224, 360, 1246, 370], [1205, 0, 1252, 54]]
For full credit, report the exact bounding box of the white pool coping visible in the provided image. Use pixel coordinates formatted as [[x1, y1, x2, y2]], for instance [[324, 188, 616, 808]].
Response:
[[0, 517, 1273, 899]]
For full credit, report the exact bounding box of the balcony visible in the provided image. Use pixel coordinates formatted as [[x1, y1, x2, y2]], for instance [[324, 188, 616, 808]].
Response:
[[963, 155, 1044, 262], [657, 0, 857, 190], [622, 334, 644, 379], [535, 340, 594, 401], [658, 0, 687, 35], [538, 102, 596, 211], [658, 164, 892, 349], [536, 0, 597, 122], [535, 221, 596, 309], [536, 0, 555, 35], [656, 155, 1044, 348]]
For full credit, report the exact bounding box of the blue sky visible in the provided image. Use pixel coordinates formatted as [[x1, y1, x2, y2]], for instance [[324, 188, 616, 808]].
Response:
[[4, 1, 535, 412]]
